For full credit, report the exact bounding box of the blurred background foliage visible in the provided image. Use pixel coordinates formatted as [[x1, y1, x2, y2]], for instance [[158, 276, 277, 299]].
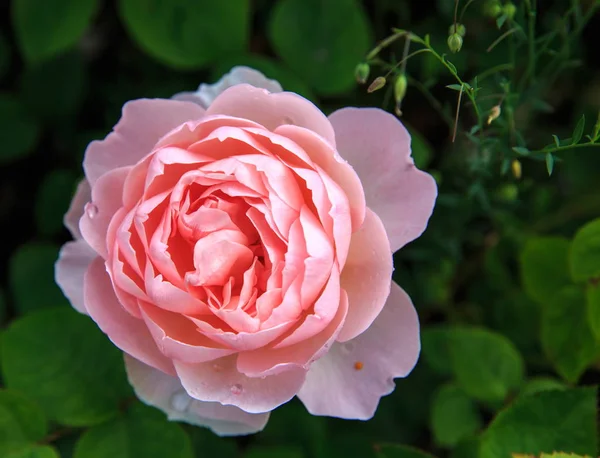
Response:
[[0, 0, 600, 457]]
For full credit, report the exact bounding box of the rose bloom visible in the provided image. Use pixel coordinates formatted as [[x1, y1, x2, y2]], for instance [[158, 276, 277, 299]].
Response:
[[55, 67, 437, 435]]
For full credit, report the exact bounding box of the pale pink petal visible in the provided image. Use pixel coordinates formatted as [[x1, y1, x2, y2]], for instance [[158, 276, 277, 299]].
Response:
[[172, 66, 283, 108], [125, 355, 269, 436], [329, 108, 437, 252], [84, 99, 205, 186], [206, 85, 336, 146], [337, 208, 393, 342], [55, 240, 96, 314], [64, 179, 91, 239], [174, 355, 306, 414], [298, 281, 420, 419], [84, 257, 175, 375]]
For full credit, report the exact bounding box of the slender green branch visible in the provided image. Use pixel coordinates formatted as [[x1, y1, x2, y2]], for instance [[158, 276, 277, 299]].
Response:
[[477, 63, 514, 81], [487, 27, 520, 53], [531, 141, 600, 156]]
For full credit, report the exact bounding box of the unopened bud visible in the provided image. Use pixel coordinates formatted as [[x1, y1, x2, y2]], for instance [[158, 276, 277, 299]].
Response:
[[447, 33, 463, 53], [367, 76, 387, 93], [487, 105, 501, 125], [511, 159, 522, 179], [354, 63, 370, 84], [484, 1, 502, 17], [394, 74, 408, 104], [503, 2, 517, 20], [448, 23, 466, 37]]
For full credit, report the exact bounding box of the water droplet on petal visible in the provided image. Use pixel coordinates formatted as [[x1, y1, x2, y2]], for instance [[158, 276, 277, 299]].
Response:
[[212, 363, 223, 372], [230, 383, 243, 395], [170, 390, 192, 412], [85, 202, 98, 219]]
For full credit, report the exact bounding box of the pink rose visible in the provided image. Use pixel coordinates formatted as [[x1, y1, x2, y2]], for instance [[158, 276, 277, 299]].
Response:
[[56, 67, 437, 435]]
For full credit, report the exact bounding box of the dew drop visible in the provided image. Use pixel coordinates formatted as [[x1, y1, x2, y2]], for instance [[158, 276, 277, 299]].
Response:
[[170, 390, 192, 412], [85, 202, 98, 219], [212, 363, 223, 373], [230, 383, 243, 395]]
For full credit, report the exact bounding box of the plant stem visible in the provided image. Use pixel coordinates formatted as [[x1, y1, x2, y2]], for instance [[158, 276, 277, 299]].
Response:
[[530, 141, 600, 155], [522, 0, 537, 89]]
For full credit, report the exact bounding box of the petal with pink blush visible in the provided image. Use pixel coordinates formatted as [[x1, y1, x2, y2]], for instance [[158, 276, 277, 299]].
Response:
[[298, 281, 420, 420], [174, 355, 306, 414], [79, 167, 129, 259], [64, 179, 91, 240], [337, 208, 393, 342], [328, 107, 437, 252], [84, 99, 205, 186], [125, 355, 269, 436], [207, 85, 336, 146], [84, 257, 175, 375], [55, 240, 96, 314]]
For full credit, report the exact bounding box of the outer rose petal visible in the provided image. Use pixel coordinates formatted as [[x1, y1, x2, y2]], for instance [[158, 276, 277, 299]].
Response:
[[329, 108, 437, 253], [55, 240, 96, 314], [64, 179, 91, 240], [125, 355, 269, 436], [298, 281, 420, 419], [337, 208, 393, 342], [172, 66, 283, 108], [84, 99, 205, 186], [84, 257, 175, 375]]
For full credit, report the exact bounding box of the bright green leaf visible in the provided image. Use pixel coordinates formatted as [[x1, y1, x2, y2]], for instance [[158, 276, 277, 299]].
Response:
[[545, 153, 554, 176], [6, 446, 60, 458], [269, 0, 372, 95], [552, 134, 561, 147], [119, 0, 250, 69], [541, 286, 598, 383], [512, 146, 530, 156], [244, 446, 304, 458], [430, 384, 482, 448], [520, 377, 566, 397], [1, 307, 131, 426], [0, 389, 48, 455], [34, 170, 79, 237], [450, 327, 524, 403], [12, 0, 99, 64], [520, 237, 572, 305], [74, 403, 193, 458], [540, 453, 593, 458], [376, 444, 437, 458], [570, 218, 600, 282], [8, 243, 68, 314], [0, 93, 40, 164], [572, 115, 585, 145], [586, 282, 600, 339], [480, 387, 598, 457]]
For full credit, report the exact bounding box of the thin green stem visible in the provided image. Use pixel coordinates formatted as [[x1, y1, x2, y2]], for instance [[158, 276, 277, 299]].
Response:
[[477, 63, 514, 81], [487, 27, 520, 53], [530, 141, 600, 156], [522, 0, 537, 89]]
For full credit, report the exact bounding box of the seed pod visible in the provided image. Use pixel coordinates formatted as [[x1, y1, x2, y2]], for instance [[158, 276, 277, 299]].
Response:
[[487, 105, 501, 125], [448, 23, 466, 37], [367, 76, 387, 93], [354, 62, 370, 84], [447, 33, 463, 53], [503, 2, 517, 20], [511, 159, 522, 179]]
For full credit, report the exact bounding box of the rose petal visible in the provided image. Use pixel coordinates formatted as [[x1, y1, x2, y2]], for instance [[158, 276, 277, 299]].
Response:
[[329, 107, 437, 252], [125, 355, 269, 436], [84, 99, 205, 186], [84, 256, 175, 375], [297, 281, 420, 419], [207, 85, 336, 146], [172, 66, 283, 108], [174, 355, 306, 414], [64, 179, 91, 239], [55, 240, 96, 314], [337, 208, 393, 342]]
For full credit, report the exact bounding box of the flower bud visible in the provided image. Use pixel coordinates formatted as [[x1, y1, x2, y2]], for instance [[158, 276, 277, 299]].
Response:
[[447, 33, 463, 53], [354, 62, 370, 84], [367, 76, 387, 93], [484, 1, 502, 18], [511, 159, 522, 179], [448, 23, 466, 37], [487, 105, 501, 125], [394, 74, 408, 105], [503, 2, 517, 20]]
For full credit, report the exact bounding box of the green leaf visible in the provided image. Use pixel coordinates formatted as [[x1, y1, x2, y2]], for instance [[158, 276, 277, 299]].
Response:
[[74, 403, 193, 458], [480, 387, 598, 456], [1, 307, 131, 426], [6, 446, 60, 458], [376, 444, 437, 458], [420, 328, 453, 376], [512, 146, 530, 156], [244, 446, 304, 458], [520, 237, 572, 305], [496, 14, 508, 28], [449, 327, 524, 403], [541, 286, 598, 383], [20, 52, 86, 122], [119, 0, 250, 69], [520, 377, 566, 397], [0, 389, 48, 455], [268, 0, 372, 95], [430, 384, 482, 448], [446, 84, 464, 91], [8, 243, 69, 314], [34, 170, 79, 237], [552, 134, 561, 147], [0, 93, 41, 164], [570, 218, 600, 282], [572, 115, 585, 145], [12, 0, 99, 64], [0, 32, 10, 81], [586, 282, 600, 339], [545, 153, 554, 176]]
